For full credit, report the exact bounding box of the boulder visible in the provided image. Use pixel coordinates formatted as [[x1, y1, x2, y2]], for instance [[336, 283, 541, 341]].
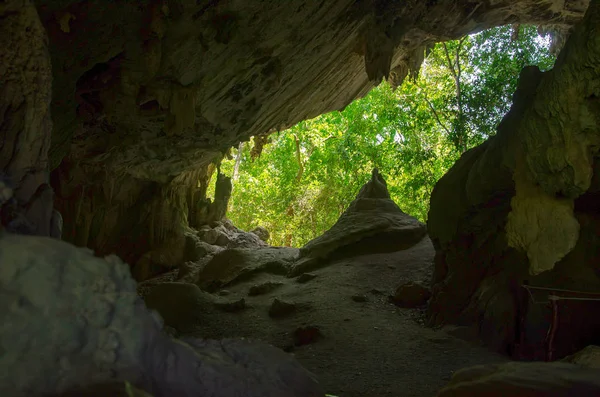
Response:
[[214, 298, 247, 313], [143, 282, 214, 332], [269, 299, 298, 318], [390, 282, 431, 308], [294, 326, 322, 346], [251, 226, 271, 242], [249, 281, 285, 296], [289, 169, 427, 276], [351, 295, 368, 303], [228, 231, 268, 249], [196, 247, 299, 292], [436, 361, 600, 396], [198, 228, 220, 245], [0, 232, 325, 397], [428, 3, 600, 356], [562, 345, 600, 369]]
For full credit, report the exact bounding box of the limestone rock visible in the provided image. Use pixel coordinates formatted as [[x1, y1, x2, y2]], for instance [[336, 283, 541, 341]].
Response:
[[251, 226, 270, 242], [289, 169, 427, 276], [214, 298, 247, 313], [436, 361, 600, 396], [143, 282, 213, 332], [351, 295, 368, 303], [427, 2, 600, 356], [562, 345, 600, 369], [294, 326, 322, 346], [196, 247, 299, 292], [391, 282, 431, 308], [248, 281, 285, 296], [0, 0, 54, 236], [40, 0, 588, 284], [269, 299, 297, 318], [199, 223, 267, 249], [199, 227, 220, 245], [184, 234, 223, 261], [0, 233, 324, 397], [228, 231, 268, 249]]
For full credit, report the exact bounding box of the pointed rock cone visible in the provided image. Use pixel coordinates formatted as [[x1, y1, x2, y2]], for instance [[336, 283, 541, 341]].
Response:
[[289, 169, 427, 276]]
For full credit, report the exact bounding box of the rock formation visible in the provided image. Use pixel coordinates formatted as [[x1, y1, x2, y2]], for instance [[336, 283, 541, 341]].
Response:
[[436, 361, 600, 396], [1, 1, 54, 236], [0, 231, 324, 397], [427, 0, 600, 358], [290, 168, 427, 276], [0, 0, 585, 268], [1, 0, 599, 395]]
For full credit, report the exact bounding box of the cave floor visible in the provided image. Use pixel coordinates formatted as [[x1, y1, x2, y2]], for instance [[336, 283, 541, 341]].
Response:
[[147, 237, 508, 397]]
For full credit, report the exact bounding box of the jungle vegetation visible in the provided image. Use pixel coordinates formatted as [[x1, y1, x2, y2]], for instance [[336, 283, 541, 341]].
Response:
[[209, 25, 556, 247]]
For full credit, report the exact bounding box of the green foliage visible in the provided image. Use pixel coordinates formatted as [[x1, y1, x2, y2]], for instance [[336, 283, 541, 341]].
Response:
[[207, 25, 554, 247]]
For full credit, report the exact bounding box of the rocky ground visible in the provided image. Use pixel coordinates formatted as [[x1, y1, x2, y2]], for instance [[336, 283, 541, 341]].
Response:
[[139, 235, 510, 397], [136, 170, 510, 396]]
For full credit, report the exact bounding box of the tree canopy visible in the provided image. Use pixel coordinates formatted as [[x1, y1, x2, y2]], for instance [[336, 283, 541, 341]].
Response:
[[209, 25, 555, 247]]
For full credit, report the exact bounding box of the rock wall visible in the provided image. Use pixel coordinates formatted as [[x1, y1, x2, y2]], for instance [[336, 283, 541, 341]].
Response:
[[0, 0, 56, 236], [427, 1, 600, 357], [1, 1, 590, 273], [28, 0, 586, 269]]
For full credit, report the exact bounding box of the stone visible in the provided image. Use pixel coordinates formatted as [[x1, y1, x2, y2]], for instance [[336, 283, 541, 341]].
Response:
[[214, 298, 247, 313], [0, 0, 54, 236], [428, 2, 600, 356], [390, 282, 431, 308], [215, 231, 233, 247], [289, 169, 427, 276], [0, 233, 325, 397], [294, 326, 322, 346], [176, 261, 198, 282], [351, 295, 368, 303], [143, 282, 213, 332], [196, 247, 299, 292], [251, 226, 270, 242], [269, 299, 297, 318], [436, 361, 600, 396], [39, 0, 587, 288], [296, 273, 318, 284], [562, 345, 600, 369], [248, 281, 285, 296], [228, 231, 268, 249], [199, 228, 220, 245]]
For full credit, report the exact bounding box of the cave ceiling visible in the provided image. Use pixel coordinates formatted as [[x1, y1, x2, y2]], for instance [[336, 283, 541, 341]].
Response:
[[34, 0, 589, 182]]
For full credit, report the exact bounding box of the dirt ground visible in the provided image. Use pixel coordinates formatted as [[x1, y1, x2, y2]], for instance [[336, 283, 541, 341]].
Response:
[[143, 237, 508, 397]]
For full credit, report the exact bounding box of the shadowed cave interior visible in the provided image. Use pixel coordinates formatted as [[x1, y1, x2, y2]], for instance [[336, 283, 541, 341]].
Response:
[[1, 0, 600, 396]]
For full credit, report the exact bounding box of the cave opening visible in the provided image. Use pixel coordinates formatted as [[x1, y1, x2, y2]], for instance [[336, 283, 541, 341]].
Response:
[[2, 1, 600, 396], [207, 25, 555, 248]]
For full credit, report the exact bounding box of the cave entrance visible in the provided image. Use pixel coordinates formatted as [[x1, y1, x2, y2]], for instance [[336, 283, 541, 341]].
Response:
[[206, 25, 555, 248]]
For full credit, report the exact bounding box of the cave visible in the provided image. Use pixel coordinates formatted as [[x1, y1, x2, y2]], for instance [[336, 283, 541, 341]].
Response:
[[1, 0, 600, 396]]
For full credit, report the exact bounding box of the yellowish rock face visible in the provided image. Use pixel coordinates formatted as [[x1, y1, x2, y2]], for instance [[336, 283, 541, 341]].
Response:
[[506, 154, 580, 275]]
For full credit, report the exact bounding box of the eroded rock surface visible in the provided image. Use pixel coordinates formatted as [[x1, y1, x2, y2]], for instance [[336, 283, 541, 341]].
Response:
[[290, 169, 427, 276], [427, 1, 600, 357], [1, 0, 54, 236], [0, 232, 324, 397], [19, 0, 585, 269], [436, 361, 600, 397], [195, 246, 299, 292]]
